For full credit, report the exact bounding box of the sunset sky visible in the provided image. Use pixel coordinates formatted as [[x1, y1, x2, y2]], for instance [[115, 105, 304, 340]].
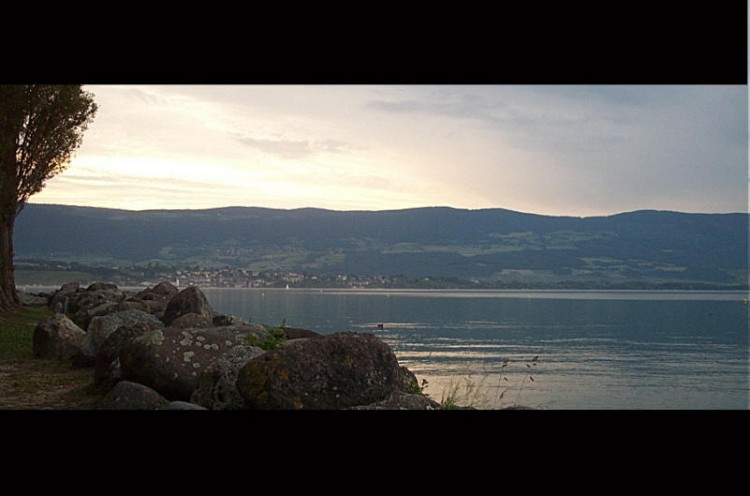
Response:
[[29, 85, 748, 217]]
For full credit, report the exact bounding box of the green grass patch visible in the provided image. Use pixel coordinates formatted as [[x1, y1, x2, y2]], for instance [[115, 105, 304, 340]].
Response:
[[0, 306, 52, 361]]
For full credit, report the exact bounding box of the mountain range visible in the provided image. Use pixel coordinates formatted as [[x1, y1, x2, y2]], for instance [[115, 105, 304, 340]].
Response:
[[13, 203, 749, 287]]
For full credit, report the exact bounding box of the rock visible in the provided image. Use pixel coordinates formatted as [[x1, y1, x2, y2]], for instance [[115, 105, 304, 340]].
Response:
[[32, 314, 86, 360], [119, 324, 269, 401], [115, 300, 150, 313], [237, 332, 402, 410], [98, 380, 169, 410], [158, 401, 208, 410], [94, 322, 164, 391], [190, 345, 265, 410], [161, 286, 215, 326], [76, 310, 164, 367], [212, 314, 248, 327], [349, 391, 442, 410], [18, 291, 48, 306], [169, 313, 214, 329], [145, 281, 179, 298], [49, 282, 80, 313], [282, 327, 323, 339], [397, 366, 420, 394], [69, 289, 125, 328], [87, 282, 119, 292]]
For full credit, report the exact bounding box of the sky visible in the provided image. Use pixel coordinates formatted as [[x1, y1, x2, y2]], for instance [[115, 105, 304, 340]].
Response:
[[29, 85, 748, 217]]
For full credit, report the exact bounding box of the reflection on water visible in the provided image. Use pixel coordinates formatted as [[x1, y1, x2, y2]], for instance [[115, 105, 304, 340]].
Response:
[[204, 288, 749, 410]]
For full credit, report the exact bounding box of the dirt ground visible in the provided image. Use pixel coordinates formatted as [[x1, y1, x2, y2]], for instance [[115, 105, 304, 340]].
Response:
[[0, 359, 104, 410]]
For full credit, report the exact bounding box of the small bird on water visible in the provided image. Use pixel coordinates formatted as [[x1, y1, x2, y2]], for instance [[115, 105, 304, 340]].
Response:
[[377, 323, 384, 330]]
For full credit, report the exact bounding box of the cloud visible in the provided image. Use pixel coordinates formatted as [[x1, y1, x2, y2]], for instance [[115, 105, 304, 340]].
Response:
[[235, 136, 313, 159], [366, 100, 426, 113]]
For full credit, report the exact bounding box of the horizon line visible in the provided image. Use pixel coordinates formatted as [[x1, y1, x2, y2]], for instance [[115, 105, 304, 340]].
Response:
[[24, 201, 750, 219]]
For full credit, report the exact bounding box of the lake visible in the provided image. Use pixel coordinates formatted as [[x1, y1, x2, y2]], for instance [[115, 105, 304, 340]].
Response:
[[202, 288, 749, 410]]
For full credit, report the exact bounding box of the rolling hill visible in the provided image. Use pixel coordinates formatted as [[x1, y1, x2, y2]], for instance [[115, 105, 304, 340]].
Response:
[[13, 204, 749, 287]]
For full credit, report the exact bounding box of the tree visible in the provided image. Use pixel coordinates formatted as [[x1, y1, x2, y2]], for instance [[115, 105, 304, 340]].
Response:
[[0, 85, 97, 312]]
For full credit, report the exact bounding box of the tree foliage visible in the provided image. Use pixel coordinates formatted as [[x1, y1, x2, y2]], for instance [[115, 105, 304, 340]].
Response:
[[0, 85, 97, 312], [0, 85, 97, 215]]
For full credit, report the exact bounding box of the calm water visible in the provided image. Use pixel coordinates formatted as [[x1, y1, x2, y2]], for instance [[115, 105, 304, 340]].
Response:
[[203, 288, 749, 410]]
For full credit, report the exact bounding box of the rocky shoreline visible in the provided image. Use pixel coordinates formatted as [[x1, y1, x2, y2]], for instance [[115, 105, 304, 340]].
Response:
[[28, 282, 442, 410]]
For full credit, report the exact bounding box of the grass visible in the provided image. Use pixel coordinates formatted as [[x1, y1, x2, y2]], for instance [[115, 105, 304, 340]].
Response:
[[0, 306, 52, 361], [0, 305, 105, 409], [430, 355, 542, 409]]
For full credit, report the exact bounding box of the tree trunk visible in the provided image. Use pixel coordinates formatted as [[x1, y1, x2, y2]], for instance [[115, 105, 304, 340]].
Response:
[[0, 208, 19, 312]]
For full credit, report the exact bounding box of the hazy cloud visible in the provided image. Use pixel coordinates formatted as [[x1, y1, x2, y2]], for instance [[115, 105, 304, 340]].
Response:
[[30, 84, 747, 216]]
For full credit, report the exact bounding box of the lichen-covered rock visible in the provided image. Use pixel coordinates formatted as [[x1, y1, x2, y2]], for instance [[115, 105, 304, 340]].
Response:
[[119, 324, 269, 401], [98, 380, 169, 410], [348, 391, 442, 410], [190, 345, 265, 410], [94, 322, 164, 390], [76, 310, 164, 367], [237, 332, 402, 410], [32, 314, 86, 360], [158, 401, 208, 410], [169, 313, 214, 329], [161, 286, 215, 326]]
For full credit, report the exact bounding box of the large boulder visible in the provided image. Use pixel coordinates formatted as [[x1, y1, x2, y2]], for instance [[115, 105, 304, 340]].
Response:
[[282, 327, 323, 340], [94, 322, 164, 391], [161, 286, 215, 326], [69, 288, 125, 328], [140, 281, 179, 299], [86, 282, 119, 292], [236, 332, 402, 410], [32, 314, 86, 360], [190, 345, 266, 410], [98, 380, 169, 410], [169, 313, 214, 329], [119, 324, 269, 401], [76, 310, 164, 367], [158, 401, 208, 410], [49, 282, 81, 313], [348, 391, 442, 410]]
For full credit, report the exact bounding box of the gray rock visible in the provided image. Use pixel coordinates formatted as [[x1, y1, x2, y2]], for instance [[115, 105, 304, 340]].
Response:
[[212, 314, 249, 327], [32, 314, 86, 360], [70, 289, 125, 328], [190, 345, 266, 410], [282, 327, 323, 339], [18, 291, 48, 307], [119, 324, 269, 401], [94, 322, 164, 391], [349, 391, 442, 410], [237, 332, 402, 410], [49, 282, 80, 313], [98, 380, 169, 410], [115, 299, 150, 313], [86, 282, 119, 292], [158, 401, 208, 410], [161, 286, 215, 326], [143, 281, 179, 298], [77, 310, 164, 367], [169, 312, 214, 329]]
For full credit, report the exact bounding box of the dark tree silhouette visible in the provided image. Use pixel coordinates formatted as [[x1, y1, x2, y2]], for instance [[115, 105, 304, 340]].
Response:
[[0, 85, 97, 312]]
